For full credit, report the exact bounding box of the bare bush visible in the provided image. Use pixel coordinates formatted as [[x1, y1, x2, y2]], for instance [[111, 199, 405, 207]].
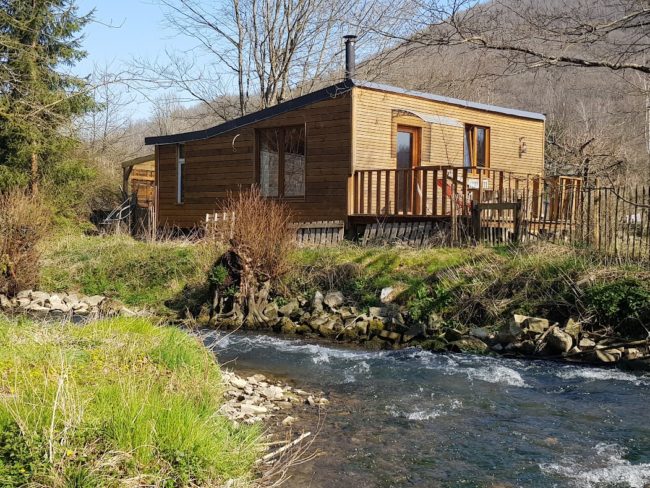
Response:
[[209, 187, 295, 327], [0, 190, 50, 296]]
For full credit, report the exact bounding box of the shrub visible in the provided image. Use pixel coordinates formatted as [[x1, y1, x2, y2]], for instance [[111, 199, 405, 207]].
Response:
[[0, 190, 50, 296], [584, 278, 650, 335], [220, 187, 295, 286]]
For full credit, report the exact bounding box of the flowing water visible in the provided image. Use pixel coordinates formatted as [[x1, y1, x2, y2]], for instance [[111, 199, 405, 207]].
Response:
[[203, 331, 650, 488]]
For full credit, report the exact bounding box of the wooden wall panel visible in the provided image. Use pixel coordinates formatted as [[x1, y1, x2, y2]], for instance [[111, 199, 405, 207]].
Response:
[[156, 93, 352, 229], [353, 87, 545, 176]]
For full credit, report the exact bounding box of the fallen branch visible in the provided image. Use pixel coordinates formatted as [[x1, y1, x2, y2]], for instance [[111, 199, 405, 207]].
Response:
[[258, 432, 311, 465]]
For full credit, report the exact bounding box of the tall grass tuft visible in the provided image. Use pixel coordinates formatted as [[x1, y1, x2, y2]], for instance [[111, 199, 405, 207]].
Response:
[[0, 317, 260, 487], [0, 189, 50, 296]]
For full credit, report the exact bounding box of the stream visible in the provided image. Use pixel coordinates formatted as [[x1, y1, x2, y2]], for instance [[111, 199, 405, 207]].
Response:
[[203, 330, 650, 488]]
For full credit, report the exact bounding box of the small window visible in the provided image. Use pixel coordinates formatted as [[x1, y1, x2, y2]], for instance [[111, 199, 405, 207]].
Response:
[[177, 144, 185, 204], [258, 126, 305, 197], [464, 125, 490, 170]]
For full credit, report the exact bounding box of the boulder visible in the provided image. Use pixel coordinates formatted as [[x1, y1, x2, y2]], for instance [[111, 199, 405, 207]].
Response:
[[579, 337, 596, 349], [444, 328, 464, 342], [505, 340, 536, 356], [402, 323, 426, 343], [263, 302, 279, 320], [282, 416, 295, 426], [63, 293, 80, 306], [564, 318, 581, 339], [380, 284, 407, 304], [497, 322, 523, 344], [524, 317, 550, 334], [470, 327, 491, 341], [427, 312, 444, 331], [16, 290, 31, 299], [279, 317, 297, 334], [318, 319, 338, 338], [368, 307, 384, 319], [85, 295, 106, 308], [17, 297, 31, 308], [596, 348, 623, 363], [547, 327, 573, 354], [230, 377, 248, 389], [512, 314, 528, 326], [355, 320, 369, 336], [0, 294, 11, 309], [323, 291, 344, 310], [24, 303, 50, 316], [311, 291, 324, 312], [447, 337, 489, 354], [278, 298, 300, 318], [30, 291, 50, 304], [338, 307, 356, 320], [378, 330, 401, 342], [48, 295, 70, 313], [419, 337, 448, 352], [624, 348, 641, 361], [260, 385, 284, 401]]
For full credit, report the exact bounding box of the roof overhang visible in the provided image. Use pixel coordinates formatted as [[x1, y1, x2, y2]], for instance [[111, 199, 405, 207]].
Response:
[[394, 109, 464, 128], [121, 154, 155, 169]]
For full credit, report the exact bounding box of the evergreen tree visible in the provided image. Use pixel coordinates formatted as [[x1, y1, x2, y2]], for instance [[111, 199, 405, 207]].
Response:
[[0, 0, 94, 192]]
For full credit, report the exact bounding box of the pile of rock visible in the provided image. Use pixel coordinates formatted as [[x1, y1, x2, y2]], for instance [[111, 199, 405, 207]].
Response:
[[215, 288, 650, 367], [220, 371, 328, 425], [468, 314, 649, 365], [250, 289, 422, 350], [0, 290, 134, 318]]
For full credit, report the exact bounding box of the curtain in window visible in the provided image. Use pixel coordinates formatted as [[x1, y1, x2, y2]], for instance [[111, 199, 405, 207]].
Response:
[[283, 126, 305, 197], [260, 129, 280, 197]]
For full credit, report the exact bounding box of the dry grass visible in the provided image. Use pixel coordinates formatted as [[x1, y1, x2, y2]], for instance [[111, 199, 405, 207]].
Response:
[[0, 189, 50, 296]]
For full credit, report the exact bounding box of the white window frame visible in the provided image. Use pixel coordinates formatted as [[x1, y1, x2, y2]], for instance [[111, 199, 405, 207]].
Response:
[[177, 144, 185, 204]]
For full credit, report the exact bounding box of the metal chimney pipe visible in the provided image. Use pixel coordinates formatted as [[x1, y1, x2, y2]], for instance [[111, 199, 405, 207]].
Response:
[[344, 35, 357, 80]]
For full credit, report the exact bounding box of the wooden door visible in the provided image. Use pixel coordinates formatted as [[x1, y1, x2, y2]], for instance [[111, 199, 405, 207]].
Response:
[[396, 125, 421, 214]]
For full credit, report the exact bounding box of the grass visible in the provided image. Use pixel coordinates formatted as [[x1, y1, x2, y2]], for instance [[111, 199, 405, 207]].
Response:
[[39, 233, 218, 310], [0, 316, 260, 487], [288, 243, 481, 307]]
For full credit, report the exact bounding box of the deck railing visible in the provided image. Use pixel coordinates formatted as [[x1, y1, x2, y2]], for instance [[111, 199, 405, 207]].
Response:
[[350, 165, 553, 218]]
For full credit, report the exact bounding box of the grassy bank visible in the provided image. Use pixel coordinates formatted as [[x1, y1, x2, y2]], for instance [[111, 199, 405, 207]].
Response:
[[37, 233, 650, 336], [0, 317, 260, 487], [40, 233, 217, 311], [287, 243, 649, 336]]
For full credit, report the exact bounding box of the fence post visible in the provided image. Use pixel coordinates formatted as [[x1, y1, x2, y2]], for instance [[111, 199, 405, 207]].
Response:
[[513, 198, 523, 243], [471, 201, 481, 242]]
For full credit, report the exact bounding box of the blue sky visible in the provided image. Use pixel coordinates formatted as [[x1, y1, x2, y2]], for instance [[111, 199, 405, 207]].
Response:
[[74, 0, 190, 77]]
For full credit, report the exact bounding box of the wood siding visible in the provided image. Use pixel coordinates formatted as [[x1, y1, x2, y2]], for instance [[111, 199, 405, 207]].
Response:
[[156, 94, 352, 228], [352, 87, 545, 176]]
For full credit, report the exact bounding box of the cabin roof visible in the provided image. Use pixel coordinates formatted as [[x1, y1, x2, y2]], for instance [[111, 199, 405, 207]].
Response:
[[144, 79, 545, 146], [120, 154, 155, 169]]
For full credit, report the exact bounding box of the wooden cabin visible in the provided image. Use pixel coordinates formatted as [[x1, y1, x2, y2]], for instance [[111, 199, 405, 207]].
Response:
[[145, 79, 546, 230]]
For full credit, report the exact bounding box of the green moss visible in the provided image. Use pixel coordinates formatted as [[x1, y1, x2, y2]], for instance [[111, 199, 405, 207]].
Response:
[[0, 317, 260, 487]]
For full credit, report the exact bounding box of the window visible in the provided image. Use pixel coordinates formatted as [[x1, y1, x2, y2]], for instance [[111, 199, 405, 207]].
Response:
[[258, 126, 305, 197], [464, 125, 490, 170], [177, 144, 185, 204]]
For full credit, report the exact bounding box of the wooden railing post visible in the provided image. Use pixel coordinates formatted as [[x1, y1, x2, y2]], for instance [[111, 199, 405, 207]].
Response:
[[471, 201, 481, 242]]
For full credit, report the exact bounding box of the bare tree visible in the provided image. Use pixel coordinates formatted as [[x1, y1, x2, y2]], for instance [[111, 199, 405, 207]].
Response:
[[371, 0, 650, 75], [134, 0, 389, 118]]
